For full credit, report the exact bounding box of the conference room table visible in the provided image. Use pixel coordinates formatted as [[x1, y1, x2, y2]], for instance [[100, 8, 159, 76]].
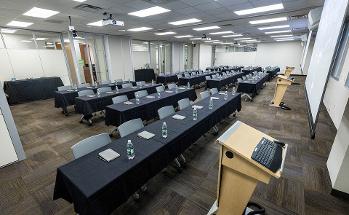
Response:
[[241, 67, 263, 75], [206, 72, 244, 90], [265, 67, 280, 80], [53, 92, 242, 215], [237, 73, 270, 97], [54, 81, 136, 115], [75, 84, 161, 122], [105, 87, 197, 126], [156, 74, 179, 84], [178, 71, 221, 86], [4, 77, 63, 105]]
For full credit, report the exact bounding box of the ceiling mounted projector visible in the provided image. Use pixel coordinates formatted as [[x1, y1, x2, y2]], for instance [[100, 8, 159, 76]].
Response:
[[201, 34, 211, 41], [102, 13, 125, 27]]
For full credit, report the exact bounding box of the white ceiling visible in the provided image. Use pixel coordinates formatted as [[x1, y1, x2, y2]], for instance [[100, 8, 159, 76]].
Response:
[[0, 0, 324, 43]]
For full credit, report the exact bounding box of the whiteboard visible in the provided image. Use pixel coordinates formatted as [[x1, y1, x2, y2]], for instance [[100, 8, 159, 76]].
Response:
[[305, 0, 348, 125]]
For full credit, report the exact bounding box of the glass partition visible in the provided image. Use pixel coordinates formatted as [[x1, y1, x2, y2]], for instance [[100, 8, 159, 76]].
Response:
[[132, 40, 150, 70]]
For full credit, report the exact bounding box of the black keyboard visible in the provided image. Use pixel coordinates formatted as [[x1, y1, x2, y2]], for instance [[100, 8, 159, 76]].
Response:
[[251, 138, 283, 173]]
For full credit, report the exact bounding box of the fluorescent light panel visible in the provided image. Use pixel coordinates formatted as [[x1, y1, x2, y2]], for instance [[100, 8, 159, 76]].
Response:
[[128, 6, 170, 17], [1, 29, 17, 34], [127, 27, 152, 32], [222, 34, 243, 38], [276, 38, 295, 41], [21, 40, 33, 43], [234, 3, 284, 16], [270, 34, 293, 38], [258, 25, 290, 30], [87, 20, 103, 27], [169, 18, 201, 26], [73, 0, 87, 2], [234, 37, 252, 40], [175, 35, 193, 38], [193, 26, 220, 31], [155, 32, 176, 35], [209, 31, 233, 35], [23, 7, 59, 19], [33, 38, 47, 41], [249, 17, 287, 25], [190, 37, 202, 40], [7, 21, 33, 27], [265, 30, 292, 34]]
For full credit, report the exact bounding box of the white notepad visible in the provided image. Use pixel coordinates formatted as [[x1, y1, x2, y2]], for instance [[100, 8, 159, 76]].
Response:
[[219, 92, 226, 95], [165, 90, 174, 93], [106, 91, 114, 94], [172, 114, 186, 120], [146, 95, 155, 99], [124, 101, 134, 105], [138, 131, 155, 140], [211, 97, 220, 100], [192, 105, 203, 109], [98, 149, 120, 162], [178, 87, 186, 90], [87, 95, 96, 98]]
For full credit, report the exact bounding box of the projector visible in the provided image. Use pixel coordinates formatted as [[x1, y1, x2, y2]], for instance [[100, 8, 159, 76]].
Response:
[[102, 19, 125, 27], [201, 34, 211, 41]]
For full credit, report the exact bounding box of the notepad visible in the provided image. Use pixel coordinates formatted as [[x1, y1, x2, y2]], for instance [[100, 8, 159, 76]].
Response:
[[106, 91, 114, 94], [146, 95, 155, 99], [98, 149, 120, 162], [172, 114, 186, 120], [165, 90, 173, 93], [124, 101, 134, 105], [138, 131, 155, 140], [87, 95, 96, 98], [192, 105, 203, 109], [67, 89, 76, 92], [178, 87, 186, 90], [211, 97, 220, 100]]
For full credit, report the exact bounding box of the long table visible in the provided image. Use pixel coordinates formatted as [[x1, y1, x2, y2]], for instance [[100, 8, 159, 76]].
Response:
[[178, 71, 221, 86], [206, 72, 244, 90], [156, 74, 179, 84], [105, 88, 196, 126], [265, 67, 280, 80], [241, 67, 262, 75], [53, 92, 241, 215], [54, 82, 136, 115], [4, 77, 63, 105], [237, 73, 269, 97], [75, 84, 161, 120]]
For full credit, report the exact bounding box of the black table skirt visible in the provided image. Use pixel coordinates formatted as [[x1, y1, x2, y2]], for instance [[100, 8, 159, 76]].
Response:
[[237, 74, 269, 97], [156, 75, 178, 84], [53, 93, 241, 215], [206, 73, 244, 90], [265, 67, 280, 80], [105, 88, 197, 126], [135, 69, 155, 82], [4, 77, 63, 105]]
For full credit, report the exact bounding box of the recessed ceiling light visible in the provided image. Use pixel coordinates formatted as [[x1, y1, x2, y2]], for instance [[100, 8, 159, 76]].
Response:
[[222, 34, 243, 38], [270, 34, 293, 38], [175, 35, 193, 38], [209, 31, 234, 35], [234, 37, 252, 40], [119, 30, 126, 32], [234, 3, 284, 16], [190, 37, 202, 40], [87, 20, 104, 27], [73, 0, 87, 2], [193, 26, 220, 31], [23, 7, 59, 19], [33, 38, 48, 41], [249, 17, 287, 25], [241, 39, 260, 43], [155, 32, 176, 35], [128, 6, 170, 17], [169, 18, 201, 26], [7, 21, 33, 28], [128, 27, 152, 32], [204, 40, 220, 43], [21, 40, 33, 43], [265, 30, 292, 34], [275, 38, 295, 42], [258, 25, 290, 30], [1, 29, 17, 34]]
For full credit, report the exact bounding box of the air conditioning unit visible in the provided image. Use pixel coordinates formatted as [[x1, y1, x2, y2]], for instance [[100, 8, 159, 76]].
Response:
[[308, 7, 323, 30]]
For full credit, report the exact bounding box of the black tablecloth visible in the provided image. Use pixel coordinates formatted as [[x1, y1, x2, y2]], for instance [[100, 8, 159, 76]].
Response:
[[206, 72, 244, 90], [75, 84, 161, 117], [156, 74, 178, 84], [54, 82, 136, 114], [265, 67, 280, 80], [4, 77, 63, 105], [135, 69, 155, 82], [237, 73, 269, 97], [241, 67, 262, 75], [53, 92, 241, 215], [105, 88, 197, 126]]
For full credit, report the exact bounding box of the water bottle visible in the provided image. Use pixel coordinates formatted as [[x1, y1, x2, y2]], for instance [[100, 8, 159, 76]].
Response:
[[187, 82, 190, 89], [126, 140, 135, 160], [232, 86, 236, 95], [162, 122, 168, 138], [175, 86, 178, 93], [193, 107, 198, 121], [97, 91, 101, 97], [136, 94, 140, 104], [116, 86, 119, 92], [209, 97, 213, 110], [157, 92, 161, 98], [224, 91, 228, 100]]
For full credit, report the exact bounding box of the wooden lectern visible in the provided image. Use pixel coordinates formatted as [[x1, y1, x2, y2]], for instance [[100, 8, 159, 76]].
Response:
[[208, 121, 287, 215], [270, 75, 293, 108], [284, 66, 294, 78]]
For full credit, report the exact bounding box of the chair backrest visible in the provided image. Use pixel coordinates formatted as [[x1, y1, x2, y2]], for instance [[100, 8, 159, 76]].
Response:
[[184, 74, 190, 78], [237, 78, 243, 82], [71, 133, 111, 159], [118, 118, 144, 137], [210, 88, 218, 95], [212, 75, 217, 79], [100, 80, 111, 85], [178, 98, 190, 110], [156, 85, 165, 93], [57, 85, 72, 91], [136, 81, 145, 86], [135, 90, 148, 98], [122, 83, 133, 88], [116, 79, 123, 82], [158, 105, 175, 120], [78, 89, 94, 97], [168, 83, 177, 90], [205, 76, 211, 80], [97, 87, 112, 94], [177, 74, 182, 79], [200, 90, 210, 99], [112, 95, 128, 104], [78, 83, 90, 88]]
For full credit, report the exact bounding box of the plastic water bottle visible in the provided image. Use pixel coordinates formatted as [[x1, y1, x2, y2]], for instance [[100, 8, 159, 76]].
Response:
[[162, 122, 168, 138], [127, 140, 135, 160], [157, 92, 161, 98], [175, 87, 178, 93], [232, 86, 236, 95], [209, 97, 213, 110], [193, 107, 198, 121], [224, 91, 228, 100], [187, 82, 190, 89], [97, 91, 101, 97], [136, 95, 140, 104]]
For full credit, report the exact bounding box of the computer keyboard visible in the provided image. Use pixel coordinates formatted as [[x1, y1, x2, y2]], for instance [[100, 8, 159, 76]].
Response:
[[251, 138, 283, 173]]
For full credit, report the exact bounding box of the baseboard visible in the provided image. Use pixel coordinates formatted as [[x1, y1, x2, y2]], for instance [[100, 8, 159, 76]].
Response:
[[331, 189, 349, 200]]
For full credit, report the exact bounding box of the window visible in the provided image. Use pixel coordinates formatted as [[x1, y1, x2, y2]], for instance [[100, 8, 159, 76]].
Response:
[[331, 22, 349, 79]]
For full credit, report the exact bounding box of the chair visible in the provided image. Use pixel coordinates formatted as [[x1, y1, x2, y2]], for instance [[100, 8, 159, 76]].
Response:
[[134, 90, 148, 98], [178, 98, 191, 110], [136, 81, 145, 86], [168, 83, 177, 90], [100, 80, 111, 85], [78, 89, 94, 97], [112, 95, 128, 104], [118, 118, 144, 137], [205, 76, 211, 80], [210, 88, 218, 95], [78, 83, 90, 88], [184, 73, 190, 78], [212, 75, 217, 79], [71, 133, 111, 159], [237, 78, 243, 82], [122, 83, 133, 88], [177, 74, 182, 79], [158, 105, 175, 120], [156, 85, 165, 93], [57, 85, 72, 91], [200, 91, 210, 99], [97, 87, 112, 94], [115, 79, 123, 82]]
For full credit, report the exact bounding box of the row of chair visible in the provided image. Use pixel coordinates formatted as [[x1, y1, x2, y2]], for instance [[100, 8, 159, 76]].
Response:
[[200, 88, 218, 99], [57, 81, 148, 92]]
